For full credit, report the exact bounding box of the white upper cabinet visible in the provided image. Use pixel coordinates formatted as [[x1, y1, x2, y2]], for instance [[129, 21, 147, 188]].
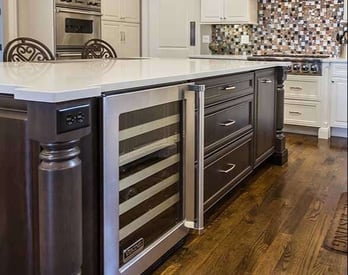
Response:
[[201, 0, 258, 24], [102, 0, 140, 23]]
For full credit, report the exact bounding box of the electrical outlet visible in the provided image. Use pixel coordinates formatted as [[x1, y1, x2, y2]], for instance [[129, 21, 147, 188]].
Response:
[[202, 35, 211, 44], [57, 104, 90, 134], [241, 35, 250, 44]]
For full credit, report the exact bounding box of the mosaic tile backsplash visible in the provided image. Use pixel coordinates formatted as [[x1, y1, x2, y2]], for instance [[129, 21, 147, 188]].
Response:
[[210, 0, 347, 56]]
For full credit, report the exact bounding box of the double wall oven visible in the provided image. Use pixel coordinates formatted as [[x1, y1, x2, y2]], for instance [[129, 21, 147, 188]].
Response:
[[55, 0, 102, 59]]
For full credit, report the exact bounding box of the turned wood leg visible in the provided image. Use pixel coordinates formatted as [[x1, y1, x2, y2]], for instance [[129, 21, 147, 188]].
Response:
[[273, 67, 288, 165], [38, 140, 82, 275]]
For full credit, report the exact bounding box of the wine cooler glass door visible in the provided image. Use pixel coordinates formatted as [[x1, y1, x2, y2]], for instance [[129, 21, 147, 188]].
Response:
[[103, 84, 197, 275]]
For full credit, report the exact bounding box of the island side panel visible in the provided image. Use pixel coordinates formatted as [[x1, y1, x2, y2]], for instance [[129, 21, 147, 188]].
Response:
[[273, 66, 289, 165]]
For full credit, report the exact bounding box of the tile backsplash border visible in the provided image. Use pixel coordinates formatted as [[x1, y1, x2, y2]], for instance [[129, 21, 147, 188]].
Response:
[[210, 0, 347, 56]]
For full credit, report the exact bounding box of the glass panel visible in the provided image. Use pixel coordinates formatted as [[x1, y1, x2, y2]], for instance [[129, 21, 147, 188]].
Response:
[[65, 18, 93, 34], [118, 101, 183, 266]]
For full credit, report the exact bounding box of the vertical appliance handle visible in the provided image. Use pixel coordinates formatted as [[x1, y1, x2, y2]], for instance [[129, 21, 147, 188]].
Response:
[[184, 84, 205, 232]]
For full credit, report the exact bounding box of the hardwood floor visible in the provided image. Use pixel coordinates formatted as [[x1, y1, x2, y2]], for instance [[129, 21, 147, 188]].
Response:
[[152, 134, 347, 275]]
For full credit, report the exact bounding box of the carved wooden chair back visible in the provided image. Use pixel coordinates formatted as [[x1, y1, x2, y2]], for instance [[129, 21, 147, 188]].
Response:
[[3, 37, 55, 62], [81, 39, 117, 59]]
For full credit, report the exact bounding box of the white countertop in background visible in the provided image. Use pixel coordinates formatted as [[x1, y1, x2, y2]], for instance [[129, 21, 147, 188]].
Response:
[[0, 58, 288, 103]]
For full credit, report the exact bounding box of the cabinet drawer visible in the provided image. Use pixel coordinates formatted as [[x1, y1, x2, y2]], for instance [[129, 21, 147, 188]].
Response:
[[204, 133, 253, 211], [196, 72, 254, 106], [284, 75, 320, 101], [284, 100, 320, 127], [331, 63, 347, 77], [205, 95, 253, 154]]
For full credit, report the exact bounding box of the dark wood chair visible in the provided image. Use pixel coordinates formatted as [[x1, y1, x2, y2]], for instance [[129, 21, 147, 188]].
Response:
[[3, 37, 55, 62], [81, 39, 117, 59]]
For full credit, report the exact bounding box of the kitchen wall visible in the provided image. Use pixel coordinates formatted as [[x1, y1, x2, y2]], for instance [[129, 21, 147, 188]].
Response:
[[209, 0, 347, 56]]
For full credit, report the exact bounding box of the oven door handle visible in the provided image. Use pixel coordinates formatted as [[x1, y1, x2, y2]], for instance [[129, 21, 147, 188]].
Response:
[[56, 7, 102, 16]]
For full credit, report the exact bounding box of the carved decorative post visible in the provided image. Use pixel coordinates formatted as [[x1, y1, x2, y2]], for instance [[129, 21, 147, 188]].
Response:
[[28, 100, 91, 275], [38, 140, 82, 275], [273, 66, 289, 165]]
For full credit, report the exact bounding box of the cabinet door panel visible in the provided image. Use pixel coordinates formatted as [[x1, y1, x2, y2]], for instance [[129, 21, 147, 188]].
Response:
[[255, 70, 276, 167], [201, 0, 223, 22], [331, 79, 348, 128], [224, 0, 247, 21], [102, 0, 120, 21], [101, 21, 121, 55], [121, 23, 140, 57], [120, 0, 140, 23]]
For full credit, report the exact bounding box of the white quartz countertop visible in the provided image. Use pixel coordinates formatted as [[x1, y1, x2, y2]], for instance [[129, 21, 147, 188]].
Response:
[[0, 58, 288, 103]]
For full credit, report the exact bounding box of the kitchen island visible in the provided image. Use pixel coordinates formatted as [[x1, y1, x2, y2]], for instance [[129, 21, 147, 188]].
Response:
[[0, 58, 289, 275]]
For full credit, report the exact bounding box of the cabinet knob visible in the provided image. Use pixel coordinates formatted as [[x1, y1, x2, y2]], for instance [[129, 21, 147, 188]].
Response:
[[331, 80, 335, 83]]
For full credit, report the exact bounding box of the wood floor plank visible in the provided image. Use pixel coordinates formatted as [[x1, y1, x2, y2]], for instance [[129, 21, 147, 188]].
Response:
[[251, 233, 292, 275], [152, 134, 347, 275]]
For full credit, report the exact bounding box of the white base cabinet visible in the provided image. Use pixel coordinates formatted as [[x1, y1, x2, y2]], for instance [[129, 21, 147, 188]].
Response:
[[330, 64, 347, 128]]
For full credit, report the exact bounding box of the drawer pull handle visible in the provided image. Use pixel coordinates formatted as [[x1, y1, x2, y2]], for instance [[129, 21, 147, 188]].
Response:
[[218, 163, 236, 174], [261, 79, 273, 84], [289, 86, 303, 91], [224, 86, 236, 91], [289, 111, 302, 115], [219, 120, 236, 127]]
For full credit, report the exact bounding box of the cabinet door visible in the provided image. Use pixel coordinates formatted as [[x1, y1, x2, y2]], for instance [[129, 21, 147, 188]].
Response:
[[331, 78, 348, 128], [102, 0, 120, 21], [101, 20, 121, 55], [120, 0, 140, 23], [224, 0, 257, 24], [201, 0, 223, 23], [120, 23, 140, 57], [255, 70, 276, 167], [147, 0, 200, 57]]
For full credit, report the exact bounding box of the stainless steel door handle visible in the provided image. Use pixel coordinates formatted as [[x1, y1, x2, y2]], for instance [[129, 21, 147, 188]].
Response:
[[289, 111, 302, 115], [56, 7, 102, 16], [218, 163, 236, 174], [219, 120, 236, 127], [261, 79, 273, 84], [224, 86, 236, 91]]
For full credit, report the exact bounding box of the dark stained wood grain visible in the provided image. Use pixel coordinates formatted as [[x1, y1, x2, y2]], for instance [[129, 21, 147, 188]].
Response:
[[152, 134, 347, 275]]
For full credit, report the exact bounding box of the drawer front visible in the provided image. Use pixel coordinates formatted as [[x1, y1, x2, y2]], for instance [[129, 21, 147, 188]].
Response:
[[205, 95, 253, 154], [204, 134, 253, 210], [196, 72, 254, 106], [284, 75, 321, 101], [331, 63, 347, 77], [284, 100, 320, 127]]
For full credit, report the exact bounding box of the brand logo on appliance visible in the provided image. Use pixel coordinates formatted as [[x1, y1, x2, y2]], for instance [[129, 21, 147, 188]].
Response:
[[123, 238, 145, 263]]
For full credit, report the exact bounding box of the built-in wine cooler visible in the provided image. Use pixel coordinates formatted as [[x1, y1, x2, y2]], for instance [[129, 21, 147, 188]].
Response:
[[102, 84, 204, 275]]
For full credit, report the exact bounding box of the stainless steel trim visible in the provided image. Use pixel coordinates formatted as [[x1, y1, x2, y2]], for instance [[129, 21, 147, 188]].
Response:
[[119, 154, 180, 191], [183, 88, 195, 229], [56, 52, 82, 59], [188, 84, 205, 231], [219, 120, 236, 127], [119, 222, 188, 275], [119, 114, 180, 141], [119, 134, 180, 166], [56, 7, 102, 16], [218, 163, 236, 174], [119, 173, 179, 215], [224, 86, 236, 90], [119, 194, 180, 241]]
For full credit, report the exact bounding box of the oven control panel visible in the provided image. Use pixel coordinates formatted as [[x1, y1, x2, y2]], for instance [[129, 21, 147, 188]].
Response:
[[287, 62, 322, 76], [56, 0, 101, 11]]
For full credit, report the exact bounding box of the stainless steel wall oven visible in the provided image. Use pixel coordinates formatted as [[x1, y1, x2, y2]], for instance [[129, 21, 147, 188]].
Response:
[[102, 84, 204, 274], [55, 0, 101, 59]]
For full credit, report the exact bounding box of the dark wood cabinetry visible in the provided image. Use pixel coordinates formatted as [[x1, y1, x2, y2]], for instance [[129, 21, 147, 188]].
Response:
[[254, 69, 276, 167], [196, 68, 285, 212]]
